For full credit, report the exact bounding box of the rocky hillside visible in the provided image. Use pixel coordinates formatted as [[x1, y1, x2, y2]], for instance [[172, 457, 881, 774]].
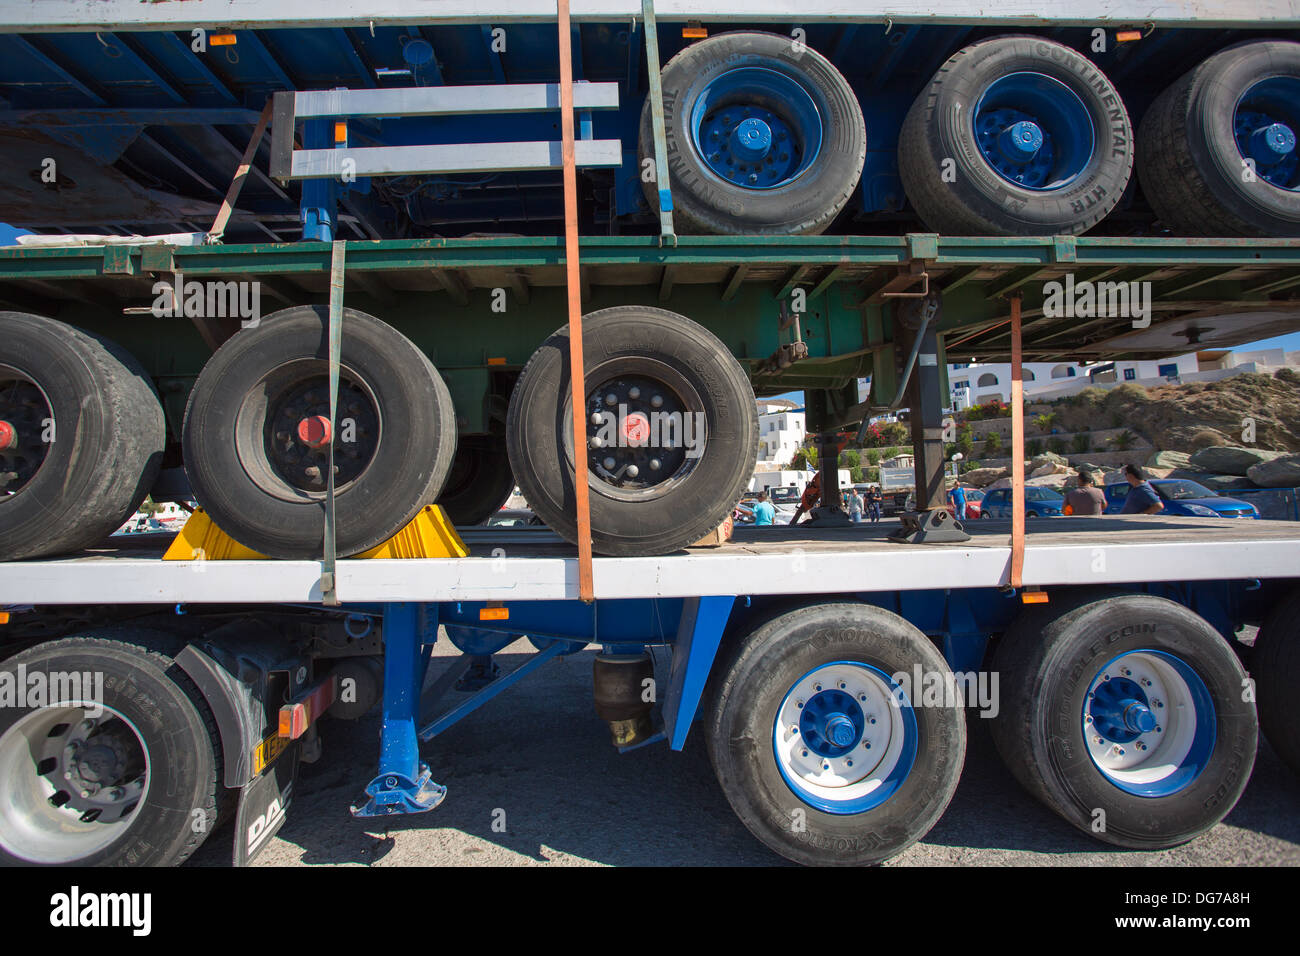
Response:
[[1035, 369, 1300, 454]]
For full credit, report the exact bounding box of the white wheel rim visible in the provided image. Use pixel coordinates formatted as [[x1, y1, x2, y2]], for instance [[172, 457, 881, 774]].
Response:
[[0, 703, 150, 863], [772, 661, 917, 814], [1082, 650, 1216, 797]]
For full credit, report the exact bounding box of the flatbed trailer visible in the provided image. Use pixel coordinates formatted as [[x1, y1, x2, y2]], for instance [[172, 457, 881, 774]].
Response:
[[2, 0, 1300, 869], [1, 514, 1298, 866]]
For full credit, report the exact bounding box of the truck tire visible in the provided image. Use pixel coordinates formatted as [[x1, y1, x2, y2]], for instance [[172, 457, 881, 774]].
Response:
[[1137, 40, 1300, 236], [0, 631, 221, 866], [705, 603, 966, 866], [437, 434, 514, 525], [639, 31, 865, 235], [0, 312, 164, 561], [1253, 589, 1300, 777], [506, 305, 757, 556], [899, 36, 1133, 235], [183, 305, 457, 558], [990, 591, 1256, 848]]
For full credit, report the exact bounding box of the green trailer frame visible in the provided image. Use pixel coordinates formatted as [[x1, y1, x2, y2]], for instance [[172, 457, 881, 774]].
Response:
[[2, 233, 1299, 435]]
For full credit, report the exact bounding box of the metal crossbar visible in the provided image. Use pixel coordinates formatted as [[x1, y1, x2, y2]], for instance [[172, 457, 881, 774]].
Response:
[[268, 82, 621, 182]]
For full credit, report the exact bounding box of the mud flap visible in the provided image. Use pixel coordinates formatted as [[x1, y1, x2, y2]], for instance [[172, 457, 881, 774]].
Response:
[[233, 739, 300, 866]]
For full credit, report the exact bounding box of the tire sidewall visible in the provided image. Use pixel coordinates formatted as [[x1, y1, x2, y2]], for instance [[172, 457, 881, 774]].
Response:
[[709, 604, 965, 866], [508, 307, 757, 555], [1028, 597, 1256, 846], [183, 305, 455, 557], [0, 315, 142, 559], [910, 36, 1132, 232], [642, 31, 865, 234], [0, 642, 214, 867], [1184, 41, 1300, 231]]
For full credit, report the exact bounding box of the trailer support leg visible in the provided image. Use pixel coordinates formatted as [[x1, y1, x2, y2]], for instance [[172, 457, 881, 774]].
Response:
[[351, 602, 447, 818], [890, 293, 970, 544]]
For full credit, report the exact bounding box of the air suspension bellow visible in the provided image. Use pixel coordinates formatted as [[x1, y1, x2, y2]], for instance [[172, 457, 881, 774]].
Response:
[[593, 652, 655, 747]]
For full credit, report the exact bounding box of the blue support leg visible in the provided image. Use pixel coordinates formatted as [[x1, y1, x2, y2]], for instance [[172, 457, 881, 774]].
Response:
[[663, 595, 735, 750], [351, 602, 448, 818]]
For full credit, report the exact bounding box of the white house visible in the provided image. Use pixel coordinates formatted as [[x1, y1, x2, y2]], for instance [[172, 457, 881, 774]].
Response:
[[947, 353, 1201, 405], [757, 400, 807, 465]]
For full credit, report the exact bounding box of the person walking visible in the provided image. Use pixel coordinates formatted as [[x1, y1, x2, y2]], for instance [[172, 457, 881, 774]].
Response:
[[789, 473, 822, 525], [948, 483, 967, 519], [1120, 463, 1164, 515], [1064, 468, 1107, 516], [867, 485, 883, 523], [752, 490, 776, 526], [848, 488, 863, 523]]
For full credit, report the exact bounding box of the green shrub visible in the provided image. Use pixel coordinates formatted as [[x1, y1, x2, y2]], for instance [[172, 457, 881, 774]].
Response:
[[1071, 433, 1091, 454]]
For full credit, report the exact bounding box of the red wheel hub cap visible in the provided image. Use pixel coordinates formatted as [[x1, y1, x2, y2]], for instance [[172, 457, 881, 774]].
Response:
[[0, 420, 15, 450], [296, 415, 332, 449]]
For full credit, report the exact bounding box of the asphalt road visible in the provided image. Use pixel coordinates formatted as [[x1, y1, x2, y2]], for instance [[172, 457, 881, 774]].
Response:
[[190, 636, 1300, 868]]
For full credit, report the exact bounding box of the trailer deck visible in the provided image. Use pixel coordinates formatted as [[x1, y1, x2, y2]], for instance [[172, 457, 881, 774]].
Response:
[[2, 517, 1294, 604]]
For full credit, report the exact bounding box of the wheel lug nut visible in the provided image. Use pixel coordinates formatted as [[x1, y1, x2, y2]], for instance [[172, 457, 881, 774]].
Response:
[[603, 457, 616, 470], [651, 395, 663, 408], [628, 386, 640, 400], [589, 437, 604, 448], [649, 458, 660, 470], [591, 412, 604, 425], [626, 465, 639, 478], [605, 393, 617, 406], [748, 174, 758, 184]]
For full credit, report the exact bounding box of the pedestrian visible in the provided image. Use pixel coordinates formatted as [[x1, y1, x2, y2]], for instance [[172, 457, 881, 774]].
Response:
[[868, 485, 883, 522], [948, 483, 967, 519], [1120, 463, 1164, 515], [1064, 468, 1106, 516], [752, 490, 775, 526], [848, 488, 863, 523], [789, 473, 822, 525]]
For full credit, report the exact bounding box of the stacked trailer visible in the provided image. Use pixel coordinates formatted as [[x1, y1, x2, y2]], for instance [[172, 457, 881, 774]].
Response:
[[0, 2, 1298, 866]]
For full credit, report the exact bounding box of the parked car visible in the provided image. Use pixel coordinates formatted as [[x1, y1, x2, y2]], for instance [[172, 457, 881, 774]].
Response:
[[980, 486, 1065, 518], [1103, 479, 1259, 518], [963, 487, 984, 521], [485, 509, 546, 528]]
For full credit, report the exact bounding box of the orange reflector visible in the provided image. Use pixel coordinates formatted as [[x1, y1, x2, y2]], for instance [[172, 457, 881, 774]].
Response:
[[487, 356, 507, 366], [1116, 30, 1142, 42], [0, 612, 9, 625], [683, 25, 708, 38], [278, 677, 337, 740], [209, 33, 237, 46], [479, 606, 509, 621], [334, 121, 348, 144], [1021, 589, 1050, 604]]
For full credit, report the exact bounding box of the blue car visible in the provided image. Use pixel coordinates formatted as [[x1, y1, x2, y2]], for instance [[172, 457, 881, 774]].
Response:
[[1103, 479, 1259, 518], [980, 486, 1064, 518]]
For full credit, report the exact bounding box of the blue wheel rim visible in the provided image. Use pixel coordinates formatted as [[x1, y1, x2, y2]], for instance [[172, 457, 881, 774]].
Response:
[[1234, 77, 1300, 191], [772, 660, 918, 815], [972, 72, 1096, 190], [1082, 649, 1216, 798], [689, 66, 824, 190]]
